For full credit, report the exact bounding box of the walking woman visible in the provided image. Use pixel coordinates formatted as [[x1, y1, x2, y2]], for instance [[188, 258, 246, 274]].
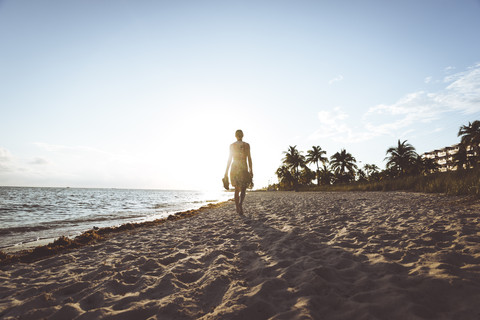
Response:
[[224, 130, 253, 215]]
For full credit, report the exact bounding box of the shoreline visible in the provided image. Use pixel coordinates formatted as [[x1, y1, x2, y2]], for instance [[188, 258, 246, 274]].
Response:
[[2, 191, 480, 319], [0, 200, 231, 265], [2, 237, 59, 254], [0, 187, 233, 252], [0, 198, 231, 254]]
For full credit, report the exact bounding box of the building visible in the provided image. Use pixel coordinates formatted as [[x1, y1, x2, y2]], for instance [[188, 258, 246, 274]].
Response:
[[422, 143, 476, 172]]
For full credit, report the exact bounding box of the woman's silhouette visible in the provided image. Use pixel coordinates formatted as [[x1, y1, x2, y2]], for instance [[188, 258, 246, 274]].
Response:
[[224, 130, 253, 215]]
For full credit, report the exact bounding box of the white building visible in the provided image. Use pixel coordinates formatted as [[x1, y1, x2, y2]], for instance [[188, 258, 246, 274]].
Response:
[[422, 143, 476, 171]]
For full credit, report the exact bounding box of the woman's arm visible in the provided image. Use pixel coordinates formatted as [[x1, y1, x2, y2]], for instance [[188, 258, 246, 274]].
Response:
[[225, 144, 233, 177], [247, 143, 253, 177]]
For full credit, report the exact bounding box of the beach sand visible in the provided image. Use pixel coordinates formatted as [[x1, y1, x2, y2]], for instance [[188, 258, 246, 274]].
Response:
[[1, 191, 480, 319]]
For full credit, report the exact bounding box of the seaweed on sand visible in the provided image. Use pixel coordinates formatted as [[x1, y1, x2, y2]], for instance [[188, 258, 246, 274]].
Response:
[[0, 201, 228, 266]]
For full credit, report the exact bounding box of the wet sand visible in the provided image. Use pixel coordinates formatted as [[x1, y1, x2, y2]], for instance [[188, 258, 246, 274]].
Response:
[[1, 191, 480, 319]]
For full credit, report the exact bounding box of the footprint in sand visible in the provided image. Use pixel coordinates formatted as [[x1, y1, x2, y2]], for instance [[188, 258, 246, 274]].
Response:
[[159, 252, 188, 266], [174, 271, 203, 284]]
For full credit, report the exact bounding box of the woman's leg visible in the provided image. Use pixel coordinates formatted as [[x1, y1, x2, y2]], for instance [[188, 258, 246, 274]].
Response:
[[234, 187, 241, 214], [240, 187, 246, 206], [238, 186, 247, 215]]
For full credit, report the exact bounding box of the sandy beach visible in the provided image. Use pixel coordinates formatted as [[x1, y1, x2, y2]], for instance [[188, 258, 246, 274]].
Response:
[[1, 191, 480, 319]]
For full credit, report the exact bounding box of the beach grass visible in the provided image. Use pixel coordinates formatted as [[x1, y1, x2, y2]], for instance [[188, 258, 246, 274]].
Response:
[[302, 167, 480, 197]]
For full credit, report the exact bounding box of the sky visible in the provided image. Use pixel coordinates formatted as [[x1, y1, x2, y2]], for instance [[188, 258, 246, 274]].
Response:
[[1, 0, 480, 190]]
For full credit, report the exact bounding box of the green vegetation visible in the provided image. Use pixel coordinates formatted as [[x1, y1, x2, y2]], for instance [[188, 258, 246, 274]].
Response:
[[271, 120, 480, 197], [300, 168, 480, 197]]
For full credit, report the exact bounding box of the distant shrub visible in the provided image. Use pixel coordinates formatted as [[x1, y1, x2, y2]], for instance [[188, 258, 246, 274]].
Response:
[[301, 167, 480, 198]]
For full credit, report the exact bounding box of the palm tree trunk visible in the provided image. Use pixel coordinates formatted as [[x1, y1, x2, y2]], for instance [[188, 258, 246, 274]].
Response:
[[294, 166, 299, 191]]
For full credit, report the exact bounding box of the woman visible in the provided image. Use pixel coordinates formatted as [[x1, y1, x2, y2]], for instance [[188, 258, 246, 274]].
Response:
[[224, 129, 253, 215]]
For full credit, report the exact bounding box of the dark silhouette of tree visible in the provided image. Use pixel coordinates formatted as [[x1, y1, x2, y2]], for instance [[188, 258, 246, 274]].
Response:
[[330, 149, 357, 183], [356, 168, 367, 182], [275, 165, 295, 190], [363, 164, 380, 181], [380, 166, 397, 180], [385, 140, 418, 176], [453, 144, 473, 171], [418, 155, 439, 175], [409, 155, 438, 175], [272, 122, 480, 190], [299, 166, 316, 186], [319, 164, 334, 185], [458, 120, 480, 167], [306, 146, 328, 186], [282, 145, 306, 190], [363, 164, 379, 175]]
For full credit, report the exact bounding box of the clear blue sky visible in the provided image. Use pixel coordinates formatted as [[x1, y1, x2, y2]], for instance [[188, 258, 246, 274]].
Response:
[[1, 0, 479, 190]]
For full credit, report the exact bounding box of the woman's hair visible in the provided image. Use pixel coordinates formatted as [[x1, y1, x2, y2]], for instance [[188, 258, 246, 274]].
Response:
[[235, 129, 244, 139]]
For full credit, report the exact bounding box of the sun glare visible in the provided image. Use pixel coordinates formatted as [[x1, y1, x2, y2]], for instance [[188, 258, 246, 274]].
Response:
[[159, 99, 251, 191]]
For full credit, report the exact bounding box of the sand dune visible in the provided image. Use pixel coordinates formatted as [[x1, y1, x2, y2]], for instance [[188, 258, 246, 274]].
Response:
[[1, 191, 480, 319]]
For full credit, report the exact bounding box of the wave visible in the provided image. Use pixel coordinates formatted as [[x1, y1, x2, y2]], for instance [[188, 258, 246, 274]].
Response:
[[0, 213, 149, 236], [0, 187, 228, 248], [152, 200, 210, 209], [0, 204, 57, 213], [152, 203, 170, 209], [0, 225, 52, 235]]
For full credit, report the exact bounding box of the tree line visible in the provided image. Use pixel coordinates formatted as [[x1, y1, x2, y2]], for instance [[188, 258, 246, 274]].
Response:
[[274, 120, 480, 191]]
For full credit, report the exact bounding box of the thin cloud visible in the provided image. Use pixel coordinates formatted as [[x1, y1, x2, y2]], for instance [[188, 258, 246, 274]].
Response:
[[31, 142, 145, 183], [328, 75, 344, 85], [424, 76, 432, 84], [439, 63, 480, 114], [0, 147, 51, 178], [29, 157, 49, 165], [318, 106, 348, 126], [310, 107, 375, 143], [33, 142, 136, 163], [0, 147, 12, 162], [0, 147, 14, 173], [365, 63, 480, 135], [34, 142, 110, 155], [312, 63, 480, 143], [444, 66, 456, 72]]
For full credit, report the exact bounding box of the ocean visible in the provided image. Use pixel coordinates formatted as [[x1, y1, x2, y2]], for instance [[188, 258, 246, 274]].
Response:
[[0, 187, 232, 250]]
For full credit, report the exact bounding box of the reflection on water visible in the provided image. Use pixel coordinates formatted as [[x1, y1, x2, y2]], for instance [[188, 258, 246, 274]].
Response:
[[0, 187, 232, 249]]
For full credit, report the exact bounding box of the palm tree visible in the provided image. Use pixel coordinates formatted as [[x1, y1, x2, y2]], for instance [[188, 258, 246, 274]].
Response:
[[385, 140, 418, 176], [319, 164, 334, 185], [356, 168, 367, 182], [363, 164, 379, 176], [299, 166, 316, 186], [330, 149, 357, 183], [306, 146, 328, 186], [418, 156, 439, 175], [282, 145, 306, 189], [275, 165, 295, 190], [458, 120, 480, 167], [363, 164, 380, 181], [453, 144, 472, 171]]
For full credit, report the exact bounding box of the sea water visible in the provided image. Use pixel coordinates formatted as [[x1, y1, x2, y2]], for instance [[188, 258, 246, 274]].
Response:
[[0, 187, 232, 250]]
